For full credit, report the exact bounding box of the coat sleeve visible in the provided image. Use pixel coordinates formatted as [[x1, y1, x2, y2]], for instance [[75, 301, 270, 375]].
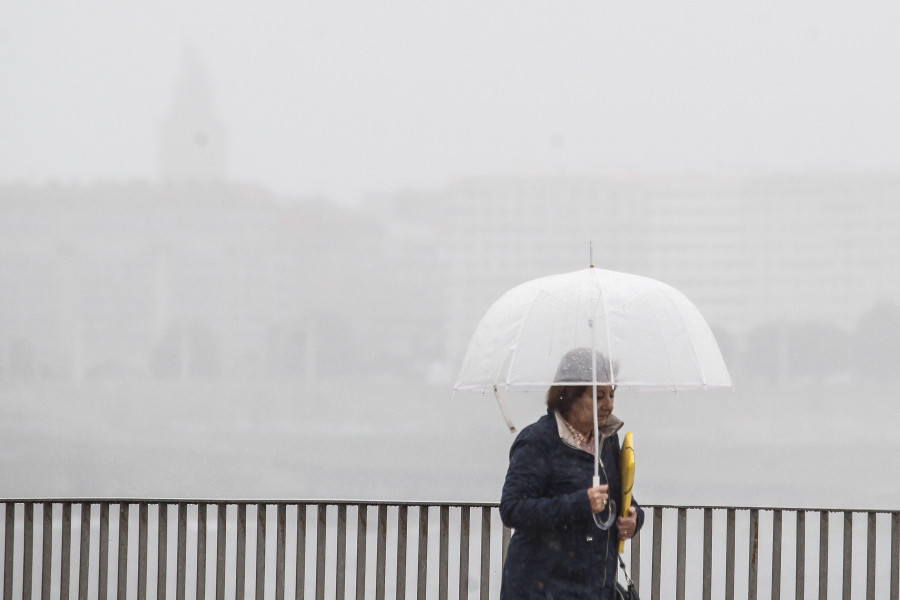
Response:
[[499, 431, 593, 530], [632, 499, 646, 532]]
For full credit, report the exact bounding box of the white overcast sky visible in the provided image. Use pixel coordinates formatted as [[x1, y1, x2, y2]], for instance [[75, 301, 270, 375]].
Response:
[[1, 1, 898, 203]]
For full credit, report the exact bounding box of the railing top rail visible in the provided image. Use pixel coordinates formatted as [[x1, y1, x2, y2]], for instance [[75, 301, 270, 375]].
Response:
[[0, 498, 897, 514], [0, 498, 501, 508], [646, 503, 900, 514]]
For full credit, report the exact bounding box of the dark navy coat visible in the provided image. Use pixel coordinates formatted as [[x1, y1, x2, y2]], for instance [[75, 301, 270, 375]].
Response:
[[499, 409, 644, 600]]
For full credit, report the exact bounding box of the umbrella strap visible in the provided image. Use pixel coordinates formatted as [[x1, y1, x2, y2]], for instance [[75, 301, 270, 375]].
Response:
[[493, 385, 517, 433], [617, 553, 635, 587]]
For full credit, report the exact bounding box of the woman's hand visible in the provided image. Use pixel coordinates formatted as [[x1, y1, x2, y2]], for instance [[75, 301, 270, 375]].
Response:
[[587, 484, 609, 513], [617, 507, 638, 540]]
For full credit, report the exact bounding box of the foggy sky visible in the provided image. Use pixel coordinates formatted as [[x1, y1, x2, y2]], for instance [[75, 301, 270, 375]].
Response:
[[2, 1, 899, 204]]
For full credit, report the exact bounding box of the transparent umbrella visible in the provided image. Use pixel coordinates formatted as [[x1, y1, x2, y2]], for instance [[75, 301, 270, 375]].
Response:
[[454, 265, 732, 487]]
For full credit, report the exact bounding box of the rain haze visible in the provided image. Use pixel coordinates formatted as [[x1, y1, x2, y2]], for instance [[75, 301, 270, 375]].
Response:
[[2, 0, 900, 521]]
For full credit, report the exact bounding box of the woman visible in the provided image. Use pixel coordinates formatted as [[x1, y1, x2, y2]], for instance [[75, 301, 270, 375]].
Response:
[[500, 347, 644, 599]]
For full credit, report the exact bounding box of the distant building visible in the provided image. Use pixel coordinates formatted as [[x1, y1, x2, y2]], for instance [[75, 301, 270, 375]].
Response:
[[158, 48, 227, 184], [367, 173, 900, 367], [2, 173, 900, 385], [736, 175, 900, 327], [0, 181, 390, 383]]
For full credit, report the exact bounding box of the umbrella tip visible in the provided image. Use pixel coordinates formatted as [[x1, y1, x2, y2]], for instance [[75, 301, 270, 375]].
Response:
[[589, 241, 595, 268]]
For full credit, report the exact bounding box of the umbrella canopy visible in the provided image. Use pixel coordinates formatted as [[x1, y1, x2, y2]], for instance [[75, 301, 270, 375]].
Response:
[[455, 267, 732, 393]]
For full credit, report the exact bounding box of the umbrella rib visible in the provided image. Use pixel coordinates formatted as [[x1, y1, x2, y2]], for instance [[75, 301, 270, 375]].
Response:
[[652, 287, 707, 388], [495, 290, 552, 387], [596, 274, 616, 387]]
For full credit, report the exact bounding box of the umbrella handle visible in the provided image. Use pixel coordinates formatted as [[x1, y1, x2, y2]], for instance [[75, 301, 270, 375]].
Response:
[[593, 500, 617, 531]]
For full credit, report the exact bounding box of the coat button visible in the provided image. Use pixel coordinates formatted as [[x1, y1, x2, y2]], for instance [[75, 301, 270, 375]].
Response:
[[586, 535, 594, 542]]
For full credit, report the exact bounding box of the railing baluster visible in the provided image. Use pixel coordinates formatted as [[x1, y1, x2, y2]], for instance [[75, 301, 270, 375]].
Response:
[[891, 512, 899, 600], [375, 505, 387, 600], [866, 512, 875, 600], [336, 504, 347, 600], [61, 503, 72, 600], [501, 526, 511, 569], [42, 502, 53, 600], [842, 512, 852, 600], [296, 505, 307, 600], [117, 503, 128, 600], [197, 504, 207, 600], [439, 505, 449, 600], [725, 508, 735, 600], [357, 505, 368, 600], [458, 506, 470, 600], [4, 503, 14, 600], [138, 504, 148, 600], [236, 503, 246, 600], [772, 510, 782, 600], [256, 503, 266, 600], [158, 503, 169, 600], [276, 504, 286, 600], [651, 507, 662, 600], [216, 504, 227, 600], [316, 505, 326, 600], [749, 509, 759, 600], [396, 505, 408, 600], [78, 504, 90, 600], [418, 506, 429, 600], [819, 511, 829, 600], [98, 503, 108, 600], [632, 523, 641, 592], [24, 503, 34, 600], [177, 503, 187, 600], [676, 507, 686, 600], [703, 507, 712, 600], [796, 510, 806, 600], [479, 507, 490, 600]]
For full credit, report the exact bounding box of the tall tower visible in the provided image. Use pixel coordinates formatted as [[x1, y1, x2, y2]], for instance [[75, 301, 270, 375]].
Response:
[[158, 47, 226, 183]]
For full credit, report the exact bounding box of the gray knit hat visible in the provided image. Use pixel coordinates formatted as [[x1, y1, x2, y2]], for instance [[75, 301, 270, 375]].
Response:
[[553, 347, 617, 384]]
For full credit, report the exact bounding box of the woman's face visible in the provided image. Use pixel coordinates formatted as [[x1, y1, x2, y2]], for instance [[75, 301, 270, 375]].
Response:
[[567, 386, 615, 433]]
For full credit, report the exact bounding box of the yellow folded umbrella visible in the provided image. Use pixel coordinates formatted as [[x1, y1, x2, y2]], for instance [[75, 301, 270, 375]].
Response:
[[618, 432, 634, 554]]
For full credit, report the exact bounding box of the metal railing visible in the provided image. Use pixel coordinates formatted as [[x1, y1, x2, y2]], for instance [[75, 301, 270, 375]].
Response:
[[1, 500, 898, 599]]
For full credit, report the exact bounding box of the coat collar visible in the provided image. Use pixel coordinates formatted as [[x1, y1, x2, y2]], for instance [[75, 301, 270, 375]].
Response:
[[553, 408, 623, 452]]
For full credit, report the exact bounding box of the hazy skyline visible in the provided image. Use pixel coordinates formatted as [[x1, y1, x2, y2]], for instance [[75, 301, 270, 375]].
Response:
[[2, 2, 899, 204]]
